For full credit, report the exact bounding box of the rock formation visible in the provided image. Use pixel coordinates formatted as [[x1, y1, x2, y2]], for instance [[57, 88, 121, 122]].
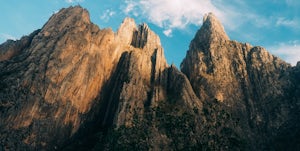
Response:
[[181, 13, 300, 150], [0, 6, 119, 150], [0, 6, 299, 151]]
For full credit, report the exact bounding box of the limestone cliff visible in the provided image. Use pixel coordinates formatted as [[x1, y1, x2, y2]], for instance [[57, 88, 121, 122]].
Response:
[[0, 6, 121, 150], [0, 6, 201, 150], [95, 17, 202, 151], [0, 6, 299, 151], [181, 13, 299, 150]]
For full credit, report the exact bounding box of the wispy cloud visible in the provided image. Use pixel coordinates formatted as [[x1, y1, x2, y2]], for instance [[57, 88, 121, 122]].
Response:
[[212, 0, 274, 30], [100, 9, 116, 22], [268, 41, 300, 66], [122, 0, 274, 36], [276, 17, 300, 30], [163, 29, 172, 37], [124, 1, 138, 14], [121, 0, 300, 60], [123, 0, 224, 36], [65, 0, 84, 3], [0, 33, 17, 42]]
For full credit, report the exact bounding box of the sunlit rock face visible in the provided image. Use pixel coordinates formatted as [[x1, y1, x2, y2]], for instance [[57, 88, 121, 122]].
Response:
[[0, 6, 199, 150], [0, 6, 120, 150], [0, 6, 299, 151], [181, 12, 299, 150]]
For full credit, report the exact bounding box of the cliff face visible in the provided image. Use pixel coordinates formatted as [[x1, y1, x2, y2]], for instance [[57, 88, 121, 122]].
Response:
[[0, 6, 120, 150], [0, 6, 299, 151], [94, 14, 203, 151], [0, 6, 201, 150], [181, 13, 299, 149]]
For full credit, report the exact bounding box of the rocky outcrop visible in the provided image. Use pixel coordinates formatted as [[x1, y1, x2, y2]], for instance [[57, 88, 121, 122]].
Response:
[[0, 6, 121, 150], [100, 21, 168, 128], [181, 13, 299, 150], [0, 6, 201, 150], [0, 30, 40, 62], [96, 18, 203, 150], [0, 6, 299, 151]]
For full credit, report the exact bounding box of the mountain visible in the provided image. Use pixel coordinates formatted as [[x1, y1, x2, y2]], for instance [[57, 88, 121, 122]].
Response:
[[0, 6, 299, 151], [181, 13, 300, 150]]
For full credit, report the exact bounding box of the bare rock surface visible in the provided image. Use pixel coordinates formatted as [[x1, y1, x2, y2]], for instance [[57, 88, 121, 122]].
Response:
[[181, 12, 299, 150], [0, 6, 299, 151]]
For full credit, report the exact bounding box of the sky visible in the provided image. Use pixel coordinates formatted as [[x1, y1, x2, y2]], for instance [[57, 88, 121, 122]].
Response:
[[0, 0, 299, 67]]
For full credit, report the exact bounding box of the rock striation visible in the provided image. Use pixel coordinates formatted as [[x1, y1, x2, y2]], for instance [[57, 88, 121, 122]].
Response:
[[181, 12, 299, 150], [0, 6, 120, 150], [0, 6, 200, 150], [0, 6, 299, 151]]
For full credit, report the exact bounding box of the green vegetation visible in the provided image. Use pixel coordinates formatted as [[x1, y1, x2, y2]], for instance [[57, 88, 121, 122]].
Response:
[[154, 101, 199, 150], [89, 99, 246, 151], [92, 109, 151, 151]]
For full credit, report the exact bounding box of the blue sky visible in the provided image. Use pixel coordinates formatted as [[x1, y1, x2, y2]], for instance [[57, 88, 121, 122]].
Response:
[[0, 0, 299, 66]]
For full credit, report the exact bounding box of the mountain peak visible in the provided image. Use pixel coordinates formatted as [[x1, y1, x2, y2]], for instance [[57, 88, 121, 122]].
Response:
[[202, 13, 229, 41], [118, 17, 137, 32], [203, 12, 218, 23], [191, 13, 229, 49], [41, 6, 90, 35], [1, 6, 300, 151], [117, 17, 161, 50], [116, 17, 137, 46], [55, 6, 90, 23]]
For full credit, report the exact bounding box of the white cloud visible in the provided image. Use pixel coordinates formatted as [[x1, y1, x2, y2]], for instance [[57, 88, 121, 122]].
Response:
[[122, 0, 274, 35], [163, 29, 172, 37], [0, 33, 17, 42], [65, 0, 84, 3], [100, 9, 116, 22], [246, 14, 271, 28], [276, 17, 300, 29], [213, 0, 274, 29], [269, 41, 300, 66], [124, 0, 225, 34], [124, 1, 138, 14], [122, 0, 299, 56]]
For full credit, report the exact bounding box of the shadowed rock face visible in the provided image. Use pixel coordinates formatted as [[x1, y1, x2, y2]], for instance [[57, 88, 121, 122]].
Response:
[[181, 13, 299, 150], [0, 6, 299, 151], [0, 6, 199, 150]]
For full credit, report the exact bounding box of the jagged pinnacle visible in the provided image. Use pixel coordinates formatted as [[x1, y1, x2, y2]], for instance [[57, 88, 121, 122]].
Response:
[[202, 13, 229, 41], [191, 12, 229, 49]]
